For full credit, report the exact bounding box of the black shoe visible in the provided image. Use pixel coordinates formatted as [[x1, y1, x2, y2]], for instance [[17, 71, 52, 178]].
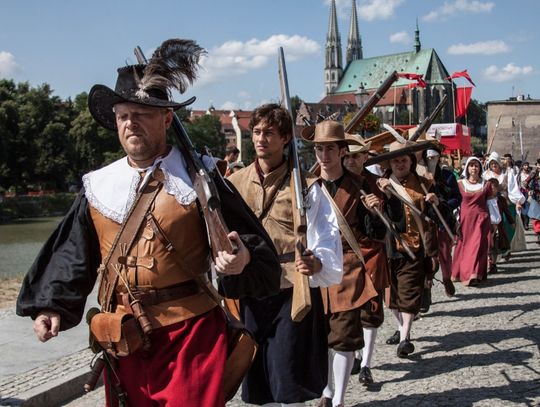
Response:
[[350, 357, 362, 375], [397, 339, 415, 358], [359, 366, 374, 386], [420, 287, 431, 313], [386, 330, 400, 345], [443, 280, 456, 297]]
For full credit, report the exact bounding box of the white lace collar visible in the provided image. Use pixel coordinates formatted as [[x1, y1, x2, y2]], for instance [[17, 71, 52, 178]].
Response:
[[82, 147, 215, 223]]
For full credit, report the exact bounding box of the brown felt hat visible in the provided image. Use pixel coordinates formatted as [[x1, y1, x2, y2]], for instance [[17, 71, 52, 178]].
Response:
[[300, 120, 362, 145]]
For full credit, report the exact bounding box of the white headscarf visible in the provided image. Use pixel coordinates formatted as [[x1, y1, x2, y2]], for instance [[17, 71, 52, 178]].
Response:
[[462, 156, 484, 179]]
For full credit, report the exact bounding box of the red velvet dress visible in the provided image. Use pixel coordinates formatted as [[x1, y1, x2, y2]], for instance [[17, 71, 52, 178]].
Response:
[[451, 181, 492, 285]]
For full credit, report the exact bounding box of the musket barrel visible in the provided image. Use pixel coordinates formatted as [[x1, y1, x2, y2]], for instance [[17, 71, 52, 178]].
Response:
[[345, 71, 399, 134], [409, 94, 448, 142]]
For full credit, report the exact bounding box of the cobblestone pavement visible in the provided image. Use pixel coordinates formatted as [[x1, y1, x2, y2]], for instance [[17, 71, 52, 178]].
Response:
[[54, 233, 540, 406]]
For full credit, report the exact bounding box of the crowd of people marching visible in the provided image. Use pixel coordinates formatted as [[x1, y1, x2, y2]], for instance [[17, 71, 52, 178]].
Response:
[[16, 39, 539, 407]]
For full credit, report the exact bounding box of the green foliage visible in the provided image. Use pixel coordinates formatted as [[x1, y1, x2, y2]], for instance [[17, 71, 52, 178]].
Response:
[[343, 112, 381, 135], [183, 114, 226, 158], [470, 136, 487, 155], [0, 81, 122, 191], [463, 99, 487, 140], [0, 193, 76, 221]]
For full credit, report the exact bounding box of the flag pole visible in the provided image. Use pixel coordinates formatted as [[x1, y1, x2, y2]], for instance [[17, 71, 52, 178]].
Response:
[[393, 84, 396, 125], [409, 86, 412, 125], [451, 78, 456, 123]]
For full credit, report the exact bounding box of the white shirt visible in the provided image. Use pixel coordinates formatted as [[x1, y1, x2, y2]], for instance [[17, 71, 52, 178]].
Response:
[[304, 183, 343, 288]]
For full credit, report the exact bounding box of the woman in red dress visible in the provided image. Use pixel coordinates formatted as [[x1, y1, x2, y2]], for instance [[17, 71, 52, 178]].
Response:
[[452, 157, 495, 286]]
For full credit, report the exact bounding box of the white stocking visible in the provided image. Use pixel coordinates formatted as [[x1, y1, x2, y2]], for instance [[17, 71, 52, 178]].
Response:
[[332, 350, 354, 407], [400, 312, 414, 342], [361, 327, 377, 368]]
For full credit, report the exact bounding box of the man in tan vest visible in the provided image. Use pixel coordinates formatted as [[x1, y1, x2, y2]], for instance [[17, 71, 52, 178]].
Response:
[[17, 39, 281, 407], [301, 121, 384, 407], [376, 141, 439, 358], [228, 104, 343, 407]]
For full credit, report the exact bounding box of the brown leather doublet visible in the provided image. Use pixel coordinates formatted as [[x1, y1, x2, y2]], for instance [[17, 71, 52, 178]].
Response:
[[90, 175, 216, 328], [321, 172, 388, 314], [228, 161, 318, 289]]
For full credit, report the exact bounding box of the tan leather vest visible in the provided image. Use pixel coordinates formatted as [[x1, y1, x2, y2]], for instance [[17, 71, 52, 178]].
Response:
[[228, 161, 318, 289], [89, 178, 216, 328], [394, 173, 437, 255]]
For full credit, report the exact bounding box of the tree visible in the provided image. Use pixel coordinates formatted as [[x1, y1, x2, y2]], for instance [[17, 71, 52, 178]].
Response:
[[183, 114, 226, 158], [461, 99, 486, 140]]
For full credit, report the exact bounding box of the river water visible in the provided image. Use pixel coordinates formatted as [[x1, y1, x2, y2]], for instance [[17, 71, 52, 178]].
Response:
[[0, 217, 62, 279]]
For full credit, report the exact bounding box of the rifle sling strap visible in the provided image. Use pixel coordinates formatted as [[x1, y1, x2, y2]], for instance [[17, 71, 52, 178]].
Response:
[[98, 173, 163, 312], [320, 183, 366, 267]]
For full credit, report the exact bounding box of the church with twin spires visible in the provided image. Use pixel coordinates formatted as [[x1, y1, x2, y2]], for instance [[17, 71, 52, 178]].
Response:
[[298, 0, 455, 126]]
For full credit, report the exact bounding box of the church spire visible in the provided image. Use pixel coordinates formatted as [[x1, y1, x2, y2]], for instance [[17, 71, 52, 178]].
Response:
[[414, 18, 421, 53], [325, 0, 343, 94], [346, 0, 363, 64]]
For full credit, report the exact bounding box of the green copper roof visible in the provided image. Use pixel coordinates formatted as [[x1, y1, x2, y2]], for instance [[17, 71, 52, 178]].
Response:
[[334, 48, 451, 93]]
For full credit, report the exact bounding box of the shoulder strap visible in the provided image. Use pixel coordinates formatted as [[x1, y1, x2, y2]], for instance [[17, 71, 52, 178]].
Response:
[[98, 173, 163, 311], [320, 183, 366, 267]]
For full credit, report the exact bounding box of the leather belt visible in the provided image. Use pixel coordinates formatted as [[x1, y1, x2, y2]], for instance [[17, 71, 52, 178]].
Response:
[[116, 280, 203, 307]]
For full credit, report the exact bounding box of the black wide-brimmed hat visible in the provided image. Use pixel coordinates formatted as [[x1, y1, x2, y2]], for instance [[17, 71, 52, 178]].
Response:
[[88, 39, 204, 130]]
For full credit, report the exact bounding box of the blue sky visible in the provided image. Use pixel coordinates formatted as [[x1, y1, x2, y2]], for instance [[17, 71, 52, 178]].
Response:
[[1, 0, 539, 111]]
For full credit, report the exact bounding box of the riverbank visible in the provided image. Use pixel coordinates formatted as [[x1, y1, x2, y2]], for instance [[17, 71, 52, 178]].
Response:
[[0, 277, 22, 310], [0, 193, 74, 224]]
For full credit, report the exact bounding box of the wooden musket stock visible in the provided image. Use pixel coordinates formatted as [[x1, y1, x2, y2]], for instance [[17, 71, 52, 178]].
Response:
[[134, 46, 237, 257]]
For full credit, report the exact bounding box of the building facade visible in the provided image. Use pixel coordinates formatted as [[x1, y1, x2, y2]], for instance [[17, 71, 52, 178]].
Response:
[[486, 97, 540, 161]]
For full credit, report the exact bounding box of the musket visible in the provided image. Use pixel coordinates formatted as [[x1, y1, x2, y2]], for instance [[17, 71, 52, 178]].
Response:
[[420, 183, 455, 241], [358, 188, 416, 260], [385, 185, 433, 224], [345, 71, 399, 134], [278, 47, 311, 322], [409, 94, 448, 141], [486, 114, 501, 154], [134, 46, 237, 258]]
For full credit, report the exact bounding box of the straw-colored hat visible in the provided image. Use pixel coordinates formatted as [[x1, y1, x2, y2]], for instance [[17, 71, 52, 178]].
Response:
[[346, 134, 372, 155], [300, 120, 362, 145]]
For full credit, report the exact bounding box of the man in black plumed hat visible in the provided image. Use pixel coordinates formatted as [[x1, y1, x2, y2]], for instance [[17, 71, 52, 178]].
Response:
[[16, 39, 280, 406]]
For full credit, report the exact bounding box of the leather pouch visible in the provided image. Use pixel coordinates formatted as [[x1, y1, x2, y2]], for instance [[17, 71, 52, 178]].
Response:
[[89, 311, 143, 358]]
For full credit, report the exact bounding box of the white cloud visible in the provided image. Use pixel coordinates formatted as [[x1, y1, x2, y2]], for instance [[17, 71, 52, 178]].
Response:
[[220, 101, 239, 110], [324, 0, 404, 21], [483, 63, 534, 82], [423, 0, 494, 22], [238, 91, 250, 99], [447, 40, 510, 55], [358, 0, 405, 21], [0, 51, 20, 78], [197, 35, 320, 87], [389, 31, 411, 45]]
